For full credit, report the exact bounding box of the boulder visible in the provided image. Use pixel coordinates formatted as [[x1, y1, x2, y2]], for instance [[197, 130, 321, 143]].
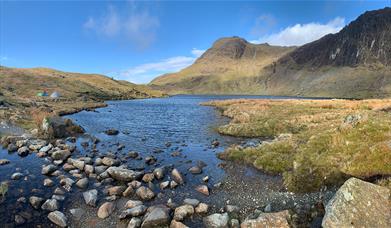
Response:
[[322, 178, 391, 228], [241, 210, 290, 228], [48, 211, 67, 228], [141, 205, 171, 228], [42, 117, 84, 139], [203, 213, 229, 228], [107, 167, 142, 182]]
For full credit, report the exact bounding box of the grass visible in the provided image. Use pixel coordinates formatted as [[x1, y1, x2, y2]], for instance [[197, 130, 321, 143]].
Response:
[[205, 99, 391, 192]]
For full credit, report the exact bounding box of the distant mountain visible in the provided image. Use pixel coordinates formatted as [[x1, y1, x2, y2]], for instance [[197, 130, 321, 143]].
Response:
[[0, 66, 163, 103], [150, 37, 295, 94], [150, 7, 391, 98]]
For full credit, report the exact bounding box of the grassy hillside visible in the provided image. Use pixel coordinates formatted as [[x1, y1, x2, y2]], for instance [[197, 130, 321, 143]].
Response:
[[204, 99, 391, 192], [0, 66, 164, 130]]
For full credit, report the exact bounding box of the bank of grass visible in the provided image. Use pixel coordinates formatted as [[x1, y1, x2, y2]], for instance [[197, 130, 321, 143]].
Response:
[[205, 99, 391, 192]]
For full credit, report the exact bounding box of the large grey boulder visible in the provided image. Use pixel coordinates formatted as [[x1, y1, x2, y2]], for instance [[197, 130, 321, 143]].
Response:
[[241, 210, 290, 228], [322, 177, 391, 228]]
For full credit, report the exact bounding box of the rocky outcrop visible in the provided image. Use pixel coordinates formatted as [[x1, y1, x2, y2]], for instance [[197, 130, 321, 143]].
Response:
[[322, 178, 391, 227]]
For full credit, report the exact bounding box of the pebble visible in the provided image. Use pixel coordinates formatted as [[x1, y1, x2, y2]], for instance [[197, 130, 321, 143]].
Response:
[[29, 196, 44, 209], [195, 185, 209, 196], [11, 172, 23, 180]]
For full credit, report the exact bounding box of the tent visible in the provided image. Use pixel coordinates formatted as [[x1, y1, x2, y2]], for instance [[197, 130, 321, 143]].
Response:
[[50, 91, 60, 98], [37, 91, 48, 97]]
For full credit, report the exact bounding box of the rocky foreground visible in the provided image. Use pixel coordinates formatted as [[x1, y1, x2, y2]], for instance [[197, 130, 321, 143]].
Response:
[[1, 130, 390, 227]]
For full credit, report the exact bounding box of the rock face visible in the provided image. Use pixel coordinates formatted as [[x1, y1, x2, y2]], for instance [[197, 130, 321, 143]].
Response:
[[107, 167, 141, 182], [322, 178, 391, 228], [241, 210, 290, 228]]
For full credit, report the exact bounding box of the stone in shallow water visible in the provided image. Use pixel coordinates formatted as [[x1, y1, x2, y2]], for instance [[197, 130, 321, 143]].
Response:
[[48, 211, 67, 228], [174, 204, 194, 221], [29, 196, 44, 209], [119, 205, 147, 219], [44, 178, 54, 187], [195, 203, 209, 214], [125, 199, 143, 209], [153, 167, 165, 179], [322, 177, 391, 228], [0, 159, 10, 165], [183, 198, 199, 207], [171, 169, 184, 185], [189, 166, 202, 174], [11, 172, 23, 180], [195, 185, 209, 196], [42, 164, 57, 175], [106, 166, 142, 182], [76, 177, 89, 189], [128, 217, 142, 228]]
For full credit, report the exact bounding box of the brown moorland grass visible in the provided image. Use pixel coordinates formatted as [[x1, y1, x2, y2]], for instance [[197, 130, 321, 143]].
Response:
[[203, 99, 391, 192]]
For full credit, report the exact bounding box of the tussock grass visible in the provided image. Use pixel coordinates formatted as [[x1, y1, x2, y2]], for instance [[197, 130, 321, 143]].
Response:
[[205, 99, 391, 192]]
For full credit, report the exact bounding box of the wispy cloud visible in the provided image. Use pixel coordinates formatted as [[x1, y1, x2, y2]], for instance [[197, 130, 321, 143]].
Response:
[[0, 56, 9, 62], [113, 49, 205, 84], [251, 17, 345, 46], [83, 4, 159, 49], [250, 14, 277, 37]]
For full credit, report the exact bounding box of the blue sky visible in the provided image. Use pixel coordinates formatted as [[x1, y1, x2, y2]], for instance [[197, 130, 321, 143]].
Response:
[[1, 1, 389, 84]]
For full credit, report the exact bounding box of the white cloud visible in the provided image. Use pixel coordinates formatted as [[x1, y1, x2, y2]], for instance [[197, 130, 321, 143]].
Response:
[[251, 17, 345, 46], [83, 5, 159, 49], [191, 48, 205, 57], [0, 56, 9, 62], [114, 49, 205, 84]]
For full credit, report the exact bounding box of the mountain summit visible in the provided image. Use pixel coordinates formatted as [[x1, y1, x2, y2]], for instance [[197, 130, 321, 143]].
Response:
[[150, 7, 391, 98]]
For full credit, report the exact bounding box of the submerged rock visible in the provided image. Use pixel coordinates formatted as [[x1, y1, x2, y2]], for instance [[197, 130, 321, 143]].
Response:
[[322, 178, 391, 228], [42, 164, 57, 175], [104, 129, 119, 135], [48, 211, 68, 227], [241, 210, 290, 228]]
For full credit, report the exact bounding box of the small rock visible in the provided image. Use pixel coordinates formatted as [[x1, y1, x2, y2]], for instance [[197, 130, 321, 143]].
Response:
[[160, 181, 170, 190], [145, 156, 156, 165], [43, 178, 54, 187], [202, 176, 209, 182], [153, 167, 165, 179], [107, 185, 126, 196], [29, 196, 44, 209], [51, 150, 71, 161], [171, 169, 184, 185], [84, 164, 94, 175], [128, 151, 139, 159], [142, 173, 155, 183], [69, 208, 84, 220], [48, 211, 67, 227], [0, 159, 10, 165], [195, 203, 209, 214], [128, 217, 142, 228], [170, 181, 178, 189], [72, 159, 85, 170], [41, 199, 59, 211], [17, 146, 29, 156], [104, 129, 119, 135], [241, 210, 290, 228], [189, 166, 202, 174], [106, 166, 142, 182], [195, 185, 209, 196], [125, 199, 143, 209], [76, 178, 89, 189], [183, 198, 200, 207], [170, 220, 189, 228], [136, 186, 155, 201], [83, 189, 98, 207], [119, 205, 147, 219], [11, 172, 23, 180], [203, 213, 229, 228], [97, 202, 115, 219], [15, 214, 26, 225], [174, 205, 194, 221], [102, 157, 120, 166], [123, 186, 135, 197], [7, 144, 18, 152], [42, 164, 57, 175], [141, 205, 171, 228]]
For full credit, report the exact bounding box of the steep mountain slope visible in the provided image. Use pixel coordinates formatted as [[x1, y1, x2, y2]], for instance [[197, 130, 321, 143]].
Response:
[[150, 37, 295, 94], [0, 66, 163, 103], [151, 7, 391, 98]]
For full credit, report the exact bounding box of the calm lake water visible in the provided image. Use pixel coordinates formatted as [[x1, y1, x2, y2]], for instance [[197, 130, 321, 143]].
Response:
[[0, 95, 332, 227]]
